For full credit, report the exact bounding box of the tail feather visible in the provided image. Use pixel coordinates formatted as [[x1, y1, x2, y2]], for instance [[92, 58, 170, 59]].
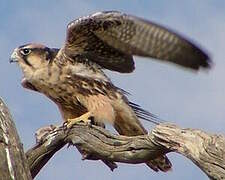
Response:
[[129, 102, 166, 124], [113, 100, 172, 172], [146, 155, 172, 172]]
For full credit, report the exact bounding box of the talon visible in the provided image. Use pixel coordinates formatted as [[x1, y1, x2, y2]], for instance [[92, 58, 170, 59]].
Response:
[[66, 112, 93, 128], [62, 122, 68, 130], [89, 116, 95, 124], [63, 121, 67, 127]]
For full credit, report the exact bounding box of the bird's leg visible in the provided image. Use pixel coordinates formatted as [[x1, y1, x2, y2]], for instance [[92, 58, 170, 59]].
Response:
[[66, 111, 93, 128]]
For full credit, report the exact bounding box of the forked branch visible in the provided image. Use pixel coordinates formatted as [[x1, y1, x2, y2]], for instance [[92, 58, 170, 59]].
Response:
[[26, 123, 225, 180], [0, 97, 224, 180]]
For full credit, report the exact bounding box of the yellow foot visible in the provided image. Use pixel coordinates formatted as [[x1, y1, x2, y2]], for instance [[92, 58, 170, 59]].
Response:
[[66, 112, 93, 128]]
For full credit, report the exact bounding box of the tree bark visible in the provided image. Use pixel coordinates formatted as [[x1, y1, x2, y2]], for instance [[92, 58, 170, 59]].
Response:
[[0, 98, 32, 180], [0, 97, 225, 180], [26, 123, 225, 180]]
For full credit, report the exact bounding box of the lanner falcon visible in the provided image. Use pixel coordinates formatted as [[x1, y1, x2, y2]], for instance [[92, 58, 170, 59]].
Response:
[[10, 11, 211, 172]]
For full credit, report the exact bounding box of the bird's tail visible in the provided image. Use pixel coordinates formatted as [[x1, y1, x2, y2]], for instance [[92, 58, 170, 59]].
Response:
[[112, 99, 172, 172]]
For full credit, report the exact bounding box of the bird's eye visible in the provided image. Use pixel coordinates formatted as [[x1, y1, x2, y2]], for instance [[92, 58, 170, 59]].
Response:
[[20, 48, 31, 56]]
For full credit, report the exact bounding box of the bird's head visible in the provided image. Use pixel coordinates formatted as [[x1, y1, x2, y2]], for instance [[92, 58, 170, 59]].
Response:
[[10, 43, 59, 79], [10, 43, 59, 69]]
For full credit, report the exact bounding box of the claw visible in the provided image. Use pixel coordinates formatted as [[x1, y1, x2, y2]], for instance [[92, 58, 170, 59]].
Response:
[[66, 112, 93, 128]]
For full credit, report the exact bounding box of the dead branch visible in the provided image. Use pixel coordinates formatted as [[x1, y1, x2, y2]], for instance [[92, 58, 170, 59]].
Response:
[[0, 98, 32, 180], [26, 123, 225, 180], [0, 97, 224, 180]]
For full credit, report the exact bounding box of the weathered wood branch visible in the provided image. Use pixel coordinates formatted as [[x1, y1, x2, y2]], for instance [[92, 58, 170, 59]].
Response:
[[26, 122, 225, 180], [0, 98, 32, 180], [1, 96, 225, 180], [152, 124, 225, 180]]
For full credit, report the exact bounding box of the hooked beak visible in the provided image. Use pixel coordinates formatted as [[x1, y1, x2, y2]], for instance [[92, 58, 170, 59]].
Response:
[[10, 49, 19, 63]]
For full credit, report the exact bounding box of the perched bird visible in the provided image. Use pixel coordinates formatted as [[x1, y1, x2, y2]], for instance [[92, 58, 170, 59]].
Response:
[[10, 11, 211, 172]]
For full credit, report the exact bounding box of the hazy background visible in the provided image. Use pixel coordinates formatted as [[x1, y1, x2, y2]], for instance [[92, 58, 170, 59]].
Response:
[[1, 1, 225, 179]]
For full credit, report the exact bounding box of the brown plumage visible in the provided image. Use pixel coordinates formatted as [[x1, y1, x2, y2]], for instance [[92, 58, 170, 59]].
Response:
[[10, 11, 211, 172]]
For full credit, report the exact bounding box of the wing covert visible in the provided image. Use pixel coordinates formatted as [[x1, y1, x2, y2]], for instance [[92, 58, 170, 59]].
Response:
[[63, 12, 135, 73]]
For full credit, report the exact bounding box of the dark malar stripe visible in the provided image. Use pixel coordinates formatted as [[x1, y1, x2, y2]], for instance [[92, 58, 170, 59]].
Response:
[[23, 56, 33, 67]]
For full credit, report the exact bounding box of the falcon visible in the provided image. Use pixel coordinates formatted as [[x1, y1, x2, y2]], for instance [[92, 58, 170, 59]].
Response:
[[10, 11, 211, 172]]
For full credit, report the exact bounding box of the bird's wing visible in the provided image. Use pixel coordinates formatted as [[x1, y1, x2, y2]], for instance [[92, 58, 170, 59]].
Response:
[[61, 11, 211, 72]]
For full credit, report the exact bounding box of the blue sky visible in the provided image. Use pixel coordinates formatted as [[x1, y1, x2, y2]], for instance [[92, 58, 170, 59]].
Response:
[[1, 1, 225, 179]]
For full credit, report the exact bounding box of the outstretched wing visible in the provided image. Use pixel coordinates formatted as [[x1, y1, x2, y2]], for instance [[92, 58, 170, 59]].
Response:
[[62, 11, 211, 73]]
